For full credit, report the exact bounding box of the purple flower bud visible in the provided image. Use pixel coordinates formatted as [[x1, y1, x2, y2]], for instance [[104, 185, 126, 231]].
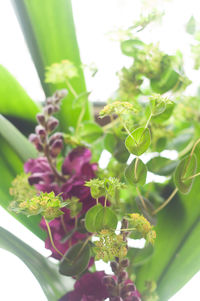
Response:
[[120, 258, 129, 268], [35, 143, 43, 152], [53, 104, 60, 112], [36, 113, 46, 126], [29, 134, 39, 144], [49, 133, 63, 146], [121, 218, 129, 229], [110, 261, 119, 274], [50, 139, 63, 157], [102, 276, 116, 288], [46, 97, 53, 105], [35, 125, 46, 143], [118, 271, 128, 283], [54, 89, 68, 103], [121, 283, 136, 298], [47, 117, 59, 132], [44, 105, 54, 116]]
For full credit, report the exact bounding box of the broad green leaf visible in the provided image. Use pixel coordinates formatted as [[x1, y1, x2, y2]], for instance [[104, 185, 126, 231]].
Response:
[[85, 204, 103, 233], [128, 244, 154, 267], [59, 242, 90, 276], [104, 133, 129, 163], [11, 0, 92, 131], [0, 65, 39, 123], [0, 115, 37, 162], [150, 98, 166, 116], [0, 227, 73, 300], [155, 137, 167, 152], [186, 16, 196, 35], [174, 154, 197, 194], [0, 116, 45, 240], [152, 102, 175, 123], [95, 207, 118, 232], [104, 133, 117, 153], [151, 69, 179, 94], [125, 127, 151, 156], [147, 157, 178, 176], [121, 39, 144, 57], [79, 121, 103, 144], [135, 147, 200, 300], [125, 158, 147, 186]]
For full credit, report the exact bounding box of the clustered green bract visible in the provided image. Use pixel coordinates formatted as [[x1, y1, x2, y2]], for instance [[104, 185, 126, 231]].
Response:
[[94, 229, 127, 262], [45, 59, 78, 84]]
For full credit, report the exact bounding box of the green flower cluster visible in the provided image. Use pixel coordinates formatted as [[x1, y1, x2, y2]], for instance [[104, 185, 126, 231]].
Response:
[[94, 229, 127, 262], [45, 59, 78, 84]]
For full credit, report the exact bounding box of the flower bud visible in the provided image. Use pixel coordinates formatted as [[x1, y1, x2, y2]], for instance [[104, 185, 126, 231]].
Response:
[[47, 117, 59, 132], [110, 261, 119, 274], [36, 113, 46, 126], [121, 218, 129, 229], [121, 283, 136, 298], [118, 271, 128, 283], [44, 105, 54, 116], [120, 258, 129, 268], [35, 125, 46, 143], [35, 143, 43, 152], [46, 97, 53, 105], [49, 132, 63, 146], [29, 133, 39, 144], [53, 104, 60, 112], [102, 276, 116, 288], [50, 139, 63, 157], [54, 89, 68, 102]]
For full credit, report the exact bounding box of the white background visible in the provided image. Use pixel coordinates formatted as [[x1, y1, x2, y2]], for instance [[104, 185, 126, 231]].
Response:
[[0, 0, 200, 300]]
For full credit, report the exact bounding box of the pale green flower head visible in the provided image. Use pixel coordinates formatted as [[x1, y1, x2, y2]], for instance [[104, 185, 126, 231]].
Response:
[[45, 60, 79, 84]]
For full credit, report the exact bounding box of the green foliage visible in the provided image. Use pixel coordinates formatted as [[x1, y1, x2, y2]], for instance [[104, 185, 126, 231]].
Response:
[[125, 158, 147, 186], [186, 16, 196, 35], [125, 127, 151, 156], [95, 207, 118, 232], [174, 154, 197, 194], [79, 121, 103, 144], [0, 227, 73, 300], [59, 241, 91, 276], [85, 204, 103, 233], [128, 244, 154, 267], [12, 0, 92, 131], [147, 157, 177, 176], [99, 101, 136, 118]]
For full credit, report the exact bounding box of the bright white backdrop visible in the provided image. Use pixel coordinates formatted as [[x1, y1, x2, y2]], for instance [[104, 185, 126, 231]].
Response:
[[0, 0, 199, 300]]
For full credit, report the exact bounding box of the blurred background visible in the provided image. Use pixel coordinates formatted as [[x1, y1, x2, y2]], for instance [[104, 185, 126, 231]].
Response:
[[0, 0, 199, 300]]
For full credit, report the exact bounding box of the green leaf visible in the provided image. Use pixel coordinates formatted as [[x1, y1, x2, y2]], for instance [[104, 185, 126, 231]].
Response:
[[104, 133, 117, 153], [95, 207, 118, 232], [152, 102, 175, 123], [11, 0, 92, 131], [0, 116, 45, 240], [59, 242, 90, 276], [0, 227, 73, 300], [121, 39, 145, 57], [125, 127, 151, 156], [147, 157, 178, 176], [151, 69, 179, 94], [135, 147, 200, 299], [79, 121, 103, 144], [174, 154, 197, 194], [72, 91, 90, 108], [0, 65, 39, 123], [125, 158, 147, 186], [186, 16, 196, 35], [85, 204, 103, 233], [128, 244, 154, 267], [0, 115, 37, 162]]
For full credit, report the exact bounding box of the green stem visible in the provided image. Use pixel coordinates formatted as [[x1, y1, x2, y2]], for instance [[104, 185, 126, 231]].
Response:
[[152, 187, 178, 215], [45, 219, 64, 258], [184, 171, 200, 181], [76, 105, 85, 134], [136, 186, 148, 211], [145, 113, 152, 129], [65, 78, 78, 98]]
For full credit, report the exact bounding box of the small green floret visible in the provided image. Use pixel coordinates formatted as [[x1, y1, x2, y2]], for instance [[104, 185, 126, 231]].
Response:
[[9, 173, 37, 202], [45, 60, 78, 84], [99, 101, 137, 118]]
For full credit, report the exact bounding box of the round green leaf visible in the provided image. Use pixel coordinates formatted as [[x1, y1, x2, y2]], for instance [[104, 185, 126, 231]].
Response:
[[150, 69, 179, 94], [174, 154, 197, 194], [147, 157, 178, 176], [152, 102, 175, 123], [85, 204, 103, 233], [79, 121, 103, 144], [104, 133, 117, 153], [150, 98, 166, 116], [121, 39, 144, 57], [59, 242, 90, 276], [125, 158, 147, 186], [95, 207, 118, 232], [125, 127, 151, 156]]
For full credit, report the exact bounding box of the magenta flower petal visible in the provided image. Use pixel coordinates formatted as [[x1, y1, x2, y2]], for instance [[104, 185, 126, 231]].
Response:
[[62, 148, 92, 175]]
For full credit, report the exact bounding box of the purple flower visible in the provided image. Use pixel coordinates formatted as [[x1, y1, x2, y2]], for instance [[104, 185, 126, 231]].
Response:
[[59, 271, 109, 301]]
